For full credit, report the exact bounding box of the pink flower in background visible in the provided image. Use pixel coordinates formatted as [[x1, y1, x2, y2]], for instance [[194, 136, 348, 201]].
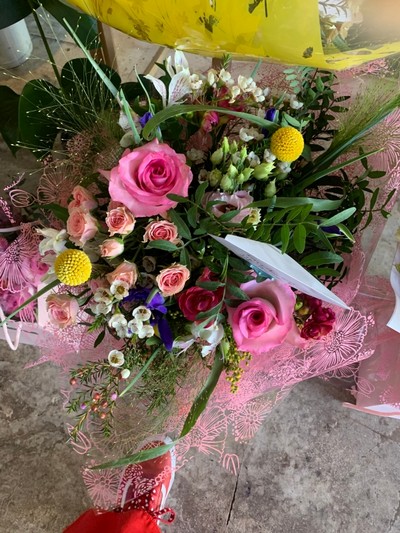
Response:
[[227, 279, 296, 355], [205, 191, 254, 223], [100, 238, 124, 259], [105, 205, 136, 236], [0, 237, 8, 252], [143, 220, 179, 243], [201, 111, 219, 133], [106, 261, 138, 288], [46, 293, 79, 328], [0, 287, 36, 321], [28, 254, 49, 281], [156, 264, 190, 296], [108, 139, 193, 217], [68, 185, 98, 211], [67, 207, 98, 247]]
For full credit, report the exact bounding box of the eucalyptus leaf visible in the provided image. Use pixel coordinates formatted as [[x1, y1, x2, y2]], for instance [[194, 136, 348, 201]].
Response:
[[319, 207, 356, 227], [146, 240, 179, 252]]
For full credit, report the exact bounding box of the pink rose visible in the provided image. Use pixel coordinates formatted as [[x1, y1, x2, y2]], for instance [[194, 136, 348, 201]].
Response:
[[106, 205, 136, 236], [178, 286, 223, 322], [99, 238, 124, 258], [205, 191, 254, 223], [201, 111, 219, 133], [143, 220, 179, 243], [108, 139, 193, 217], [88, 277, 109, 292], [106, 261, 138, 288], [156, 264, 190, 297], [46, 293, 79, 328], [227, 279, 296, 355], [300, 319, 334, 340], [68, 186, 98, 211], [67, 207, 98, 247]]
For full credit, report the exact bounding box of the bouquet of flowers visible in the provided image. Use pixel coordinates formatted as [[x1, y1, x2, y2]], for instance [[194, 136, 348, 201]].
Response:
[[1, 37, 399, 470]]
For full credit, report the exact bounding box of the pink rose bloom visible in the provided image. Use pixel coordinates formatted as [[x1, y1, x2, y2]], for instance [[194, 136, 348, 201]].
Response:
[[106, 261, 138, 288], [227, 279, 297, 355], [108, 139, 193, 217], [205, 191, 254, 223], [68, 186, 98, 211], [99, 238, 124, 258], [88, 277, 109, 292], [156, 264, 190, 297], [143, 220, 179, 243], [201, 111, 219, 133], [0, 237, 8, 252], [46, 293, 79, 329], [67, 207, 98, 247], [28, 254, 49, 282], [106, 205, 136, 236]]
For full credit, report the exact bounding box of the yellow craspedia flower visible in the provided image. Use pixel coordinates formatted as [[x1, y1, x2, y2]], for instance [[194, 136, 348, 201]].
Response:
[[270, 126, 304, 163], [54, 249, 92, 286]]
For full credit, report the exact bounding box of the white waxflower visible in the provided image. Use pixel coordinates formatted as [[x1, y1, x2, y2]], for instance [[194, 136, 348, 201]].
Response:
[[229, 86, 241, 103], [247, 151, 261, 167], [110, 280, 130, 301], [289, 95, 304, 110], [108, 314, 128, 330], [108, 349, 125, 367], [127, 318, 143, 337], [198, 169, 209, 183], [187, 148, 206, 163], [207, 69, 218, 86], [277, 161, 292, 174], [252, 87, 265, 102], [91, 301, 113, 316], [219, 69, 234, 86], [132, 305, 152, 322], [189, 73, 203, 91], [93, 288, 113, 304], [137, 324, 155, 339], [263, 88, 271, 98], [37, 228, 67, 255], [237, 75, 252, 92], [263, 149, 277, 163], [239, 127, 264, 143], [120, 368, 131, 379]]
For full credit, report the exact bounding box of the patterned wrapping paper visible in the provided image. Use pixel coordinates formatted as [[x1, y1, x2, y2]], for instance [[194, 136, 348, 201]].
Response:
[[67, 0, 400, 69]]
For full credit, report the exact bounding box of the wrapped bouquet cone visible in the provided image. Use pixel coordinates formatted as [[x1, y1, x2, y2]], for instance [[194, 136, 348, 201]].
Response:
[[67, 0, 400, 69]]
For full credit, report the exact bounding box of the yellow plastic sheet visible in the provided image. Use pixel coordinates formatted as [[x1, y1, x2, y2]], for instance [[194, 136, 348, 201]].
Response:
[[67, 0, 400, 69]]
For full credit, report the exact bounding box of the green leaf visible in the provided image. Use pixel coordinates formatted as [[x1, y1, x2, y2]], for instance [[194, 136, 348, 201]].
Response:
[[280, 225, 290, 253], [42, 0, 100, 49], [195, 182, 209, 205], [227, 284, 250, 301], [119, 347, 161, 398], [166, 193, 189, 203], [301, 251, 343, 267], [274, 197, 343, 211], [313, 267, 342, 277], [19, 79, 60, 157], [218, 209, 240, 222], [336, 223, 355, 243], [167, 210, 191, 240], [91, 441, 176, 469], [146, 240, 179, 252], [180, 348, 225, 438], [187, 205, 198, 228], [94, 329, 105, 348], [197, 281, 224, 290], [293, 224, 307, 254], [44, 203, 69, 222], [196, 303, 222, 321], [179, 247, 191, 269], [369, 188, 380, 211], [143, 104, 279, 140], [319, 207, 356, 227], [368, 170, 386, 179], [0, 86, 20, 154]]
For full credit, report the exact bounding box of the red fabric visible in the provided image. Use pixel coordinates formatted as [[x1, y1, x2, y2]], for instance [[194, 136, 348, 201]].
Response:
[[64, 509, 161, 533]]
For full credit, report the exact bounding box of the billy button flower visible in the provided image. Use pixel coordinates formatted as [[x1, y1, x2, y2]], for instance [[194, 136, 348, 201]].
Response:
[[54, 249, 92, 286], [270, 126, 304, 163]]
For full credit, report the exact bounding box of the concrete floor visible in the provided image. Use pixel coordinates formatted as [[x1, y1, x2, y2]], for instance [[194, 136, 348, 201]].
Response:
[[1, 11, 400, 533]]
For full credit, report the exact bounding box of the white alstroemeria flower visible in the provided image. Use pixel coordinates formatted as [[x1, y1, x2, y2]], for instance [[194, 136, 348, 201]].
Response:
[[165, 50, 190, 77], [94, 288, 113, 304], [132, 305, 152, 322], [37, 228, 67, 255], [173, 335, 195, 354], [110, 280, 130, 301], [108, 349, 125, 367], [187, 148, 206, 164], [108, 314, 128, 330], [191, 323, 224, 357], [239, 127, 264, 143], [247, 151, 261, 167]]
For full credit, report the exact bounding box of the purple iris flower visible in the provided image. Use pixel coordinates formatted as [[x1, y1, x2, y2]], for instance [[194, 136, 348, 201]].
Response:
[[265, 108, 277, 122], [139, 111, 153, 128], [122, 287, 173, 351]]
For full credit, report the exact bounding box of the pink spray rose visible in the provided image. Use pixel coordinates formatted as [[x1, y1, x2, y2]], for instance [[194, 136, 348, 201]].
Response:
[[68, 186, 98, 211], [99, 238, 124, 259], [156, 264, 190, 297], [108, 139, 193, 217], [143, 220, 179, 243], [46, 293, 79, 328], [205, 191, 254, 223], [201, 111, 219, 133], [227, 279, 297, 355], [105, 205, 136, 236], [67, 207, 98, 247], [106, 261, 138, 288], [0, 237, 9, 252]]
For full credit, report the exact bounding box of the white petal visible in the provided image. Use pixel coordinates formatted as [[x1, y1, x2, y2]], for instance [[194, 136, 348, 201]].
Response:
[[168, 70, 192, 106], [144, 75, 167, 107]]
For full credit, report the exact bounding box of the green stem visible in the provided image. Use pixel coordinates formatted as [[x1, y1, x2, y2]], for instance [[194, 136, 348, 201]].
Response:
[[0, 279, 60, 326], [119, 346, 161, 397], [29, 2, 62, 86]]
